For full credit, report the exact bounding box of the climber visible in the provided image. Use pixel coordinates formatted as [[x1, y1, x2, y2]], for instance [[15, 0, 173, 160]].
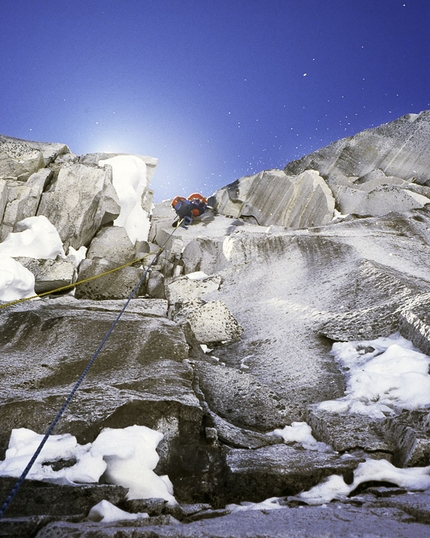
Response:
[[171, 193, 208, 228]]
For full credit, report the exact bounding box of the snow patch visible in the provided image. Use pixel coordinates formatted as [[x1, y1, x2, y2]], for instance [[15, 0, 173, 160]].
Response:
[[0, 425, 177, 504], [0, 215, 65, 259], [270, 422, 333, 453], [99, 155, 151, 244], [88, 500, 149, 522], [318, 333, 430, 419], [0, 257, 36, 301]]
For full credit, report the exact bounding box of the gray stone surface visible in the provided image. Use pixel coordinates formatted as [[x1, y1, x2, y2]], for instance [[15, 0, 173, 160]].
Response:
[[2, 115, 430, 535], [15, 257, 76, 294], [36, 162, 119, 249], [0, 299, 212, 503], [306, 407, 393, 454], [399, 292, 430, 355], [223, 443, 363, 504], [86, 226, 136, 265], [75, 258, 145, 300], [212, 169, 336, 228], [186, 300, 243, 344], [194, 361, 291, 430], [166, 274, 222, 304]]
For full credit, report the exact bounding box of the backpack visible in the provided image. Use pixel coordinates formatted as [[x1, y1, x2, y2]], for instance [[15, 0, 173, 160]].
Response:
[[171, 196, 193, 218], [171, 194, 207, 219]]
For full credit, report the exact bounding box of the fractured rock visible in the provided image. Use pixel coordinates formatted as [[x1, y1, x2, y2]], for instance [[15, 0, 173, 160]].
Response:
[[147, 270, 166, 299], [212, 169, 335, 229], [222, 444, 363, 504], [166, 273, 222, 304], [284, 110, 430, 218], [0, 137, 44, 181], [208, 411, 282, 449], [399, 292, 430, 355], [37, 162, 120, 249], [306, 407, 393, 454], [195, 361, 290, 430], [75, 258, 145, 300], [0, 298, 217, 502], [334, 184, 430, 217], [86, 226, 136, 265], [186, 300, 243, 344], [319, 259, 430, 341], [15, 257, 76, 294], [0, 477, 127, 518], [383, 410, 430, 467], [0, 169, 52, 240]]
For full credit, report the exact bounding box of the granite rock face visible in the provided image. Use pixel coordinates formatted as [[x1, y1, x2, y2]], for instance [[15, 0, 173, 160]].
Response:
[[2, 114, 430, 535], [284, 110, 430, 217], [0, 135, 158, 301], [211, 169, 336, 228], [211, 111, 430, 224]]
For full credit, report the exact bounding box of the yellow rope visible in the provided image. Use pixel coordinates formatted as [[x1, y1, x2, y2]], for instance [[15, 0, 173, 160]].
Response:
[[0, 248, 162, 310]]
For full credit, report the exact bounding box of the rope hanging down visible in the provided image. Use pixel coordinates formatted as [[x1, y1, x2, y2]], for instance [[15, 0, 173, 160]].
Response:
[[0, 220, 183, 519]]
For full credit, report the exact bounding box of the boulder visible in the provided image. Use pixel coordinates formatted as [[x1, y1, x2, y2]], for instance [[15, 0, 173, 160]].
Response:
[[166, 273, 222, 304], [75, 258, 145, 300], [0, 170, 52, 240], [86, 226, 136, 265], [0, 137, 44, 181], [37, 162, 121, 249], [186, 300, 243, 344], [212, 169, 335, 228], [0, 135, 68, 181], [15, 257, 76, 294]]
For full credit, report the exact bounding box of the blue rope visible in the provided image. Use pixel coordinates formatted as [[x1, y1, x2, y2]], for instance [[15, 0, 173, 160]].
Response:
[[0, 221, 182, 519]]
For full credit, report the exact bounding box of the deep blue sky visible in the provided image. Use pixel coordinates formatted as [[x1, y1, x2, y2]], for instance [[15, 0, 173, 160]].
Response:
[[1, 1, 429, 201]]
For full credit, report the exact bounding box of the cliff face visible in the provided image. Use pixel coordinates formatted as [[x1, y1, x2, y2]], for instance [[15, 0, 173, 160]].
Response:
[[1, 114, 430, 536], [211, 111, 430, 223]]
